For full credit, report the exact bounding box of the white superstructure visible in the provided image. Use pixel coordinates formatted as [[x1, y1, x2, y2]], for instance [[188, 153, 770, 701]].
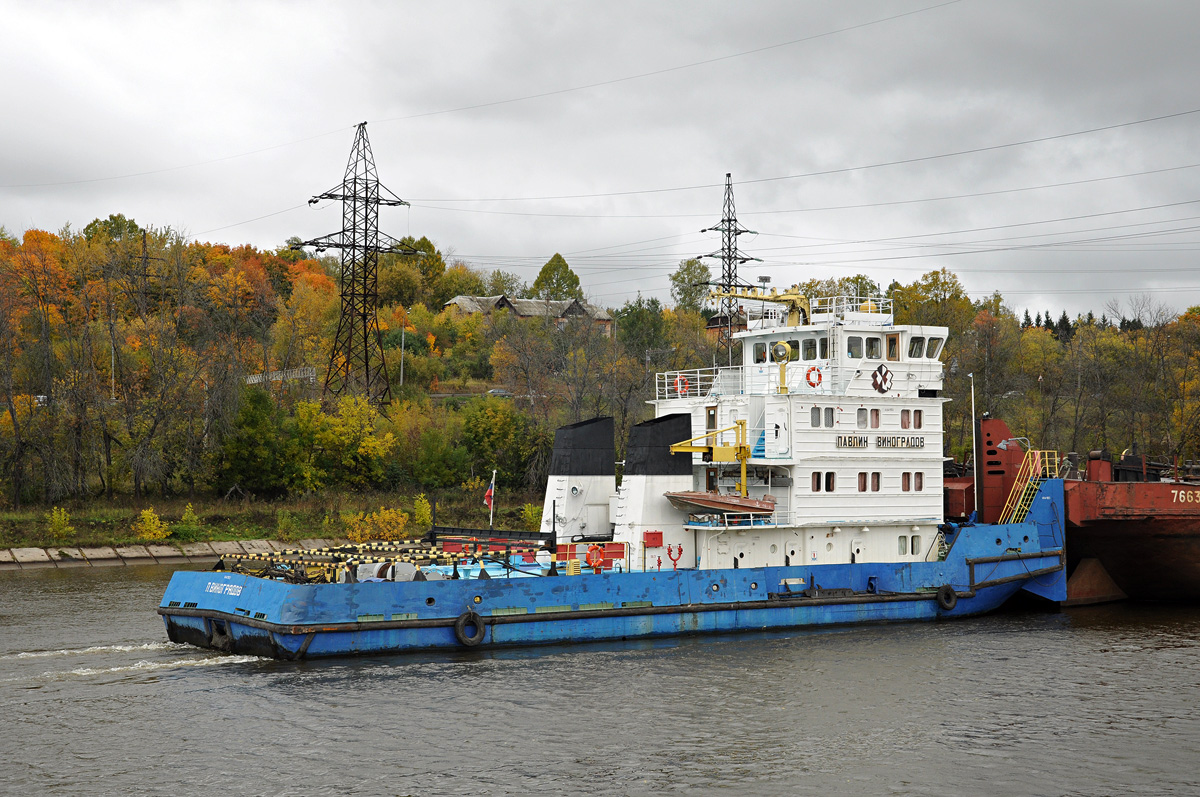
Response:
[[612, 293, 949, 572]]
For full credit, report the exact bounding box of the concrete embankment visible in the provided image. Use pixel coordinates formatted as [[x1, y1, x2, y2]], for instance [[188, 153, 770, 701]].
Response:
[[0, 539, 342, 570]]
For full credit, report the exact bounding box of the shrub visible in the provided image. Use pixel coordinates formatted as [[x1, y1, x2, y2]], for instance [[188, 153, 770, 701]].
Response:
[[133, 507, 170, 541], [173, 503, 203, 541], [521, 502, 542, 532], [344, 507, 410, 543], [413, 494, 432, 529], [461, 475, 486, 492], [276, 509, 302, 539], [46, 506, 75, 540]]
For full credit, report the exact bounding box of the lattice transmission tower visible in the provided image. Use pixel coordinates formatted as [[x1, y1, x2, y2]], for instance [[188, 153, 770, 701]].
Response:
[[296, 122, 415, 405], [700, 173, 759, 361]]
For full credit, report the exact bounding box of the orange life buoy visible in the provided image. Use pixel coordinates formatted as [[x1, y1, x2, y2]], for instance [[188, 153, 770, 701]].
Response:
[[674, 375, 690, 395], [585, 544, 605, 572], [805, 366, 822, 388]]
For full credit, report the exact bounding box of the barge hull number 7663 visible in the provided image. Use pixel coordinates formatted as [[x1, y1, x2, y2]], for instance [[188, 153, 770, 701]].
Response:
[[159, 289, 1066, 659]]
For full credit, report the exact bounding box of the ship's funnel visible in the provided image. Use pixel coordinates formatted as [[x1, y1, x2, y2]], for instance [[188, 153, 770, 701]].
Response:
[[541, 417, 616, 543], [614, 413, 695, 569]]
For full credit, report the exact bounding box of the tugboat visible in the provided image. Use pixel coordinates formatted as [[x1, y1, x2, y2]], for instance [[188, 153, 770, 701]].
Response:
[[158, 289, 1067, 658]]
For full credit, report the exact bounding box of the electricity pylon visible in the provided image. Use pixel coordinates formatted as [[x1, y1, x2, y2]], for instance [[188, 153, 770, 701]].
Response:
[[700, 173, 760, 361], [296, 122, 415, 405]]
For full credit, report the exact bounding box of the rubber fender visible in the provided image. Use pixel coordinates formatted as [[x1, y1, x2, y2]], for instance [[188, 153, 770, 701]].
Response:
[[936, 584, 958, 611], [454, 610, 486, 646]]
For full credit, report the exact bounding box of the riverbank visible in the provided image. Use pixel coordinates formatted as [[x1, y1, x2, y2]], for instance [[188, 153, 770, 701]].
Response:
[[0, 538, 344, 570]]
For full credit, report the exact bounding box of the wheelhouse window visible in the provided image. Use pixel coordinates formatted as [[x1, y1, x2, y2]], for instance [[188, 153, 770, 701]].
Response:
[[754, 342, 767, 363], [819, 337, 829, 358], [887, 334, 900, 361], [909, 336, 926, 358], [788, 339, 800, 361], [846, 336, 863, 359], [926, 337, 944, 358], [802, 338, 817, 360], [866, 337, 882, 359]]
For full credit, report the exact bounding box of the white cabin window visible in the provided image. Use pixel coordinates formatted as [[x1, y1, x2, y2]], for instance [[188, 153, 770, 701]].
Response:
[[901, 409, 911, 429], [898, 535, 908, 555], [846, 336, 863, 359], [911, 535, 922, 556], [754, 342, 767, 363], [819, 337, 829, 358], [866, 337, 882, 359], [902, 472, 911, 492], [802, 339, 817, 360], [915, 472, 924, 491], [824, 472, 836, 492], [909, 336, 926, 358], [886, 334, 900, 361], [927, 337, 944, 358], [871, 472, 880, 491], [824, 407, 834, 427], [871, 409, 880, 428], [858, 472, 867, 492], [787, 339, 800, 361], [857, 408, 868, 428], [913, 409, 923, 429], [811, 408, 821, 428], [811, 472, 821, 492]]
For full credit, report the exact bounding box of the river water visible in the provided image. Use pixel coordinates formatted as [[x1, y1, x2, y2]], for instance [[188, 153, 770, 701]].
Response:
[[2, 564, 1198, 796]]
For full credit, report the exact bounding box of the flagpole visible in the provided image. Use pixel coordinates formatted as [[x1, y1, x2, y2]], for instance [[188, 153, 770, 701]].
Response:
[[488, 469, 497, 529]]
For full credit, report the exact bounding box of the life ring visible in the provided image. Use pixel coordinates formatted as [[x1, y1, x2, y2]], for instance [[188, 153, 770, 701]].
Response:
[[674, 375, 690, 395], [805, 366, 822, 388], [453, 610, 486, 646], [585, 544, 605, 572], [936, 584, 958, 611]]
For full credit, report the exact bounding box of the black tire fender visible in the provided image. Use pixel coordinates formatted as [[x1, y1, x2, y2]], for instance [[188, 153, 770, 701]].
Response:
[[454, 610, 486, 646], [936, 584, 958, 611]]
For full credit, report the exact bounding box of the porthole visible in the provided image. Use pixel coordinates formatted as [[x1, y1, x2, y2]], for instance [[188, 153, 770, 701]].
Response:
[[789, 549, 796, 556], [826, 542, 833, 552], [1023, 535, 1029, 543], [738, 552, 745, 558], [995, 539, 1002, 546], [473, 595, 482, 604], [770, 544, 778, 554], [425, 597, 435, 606], [750, 582, 758, 590], [711, 584, 720, 592]]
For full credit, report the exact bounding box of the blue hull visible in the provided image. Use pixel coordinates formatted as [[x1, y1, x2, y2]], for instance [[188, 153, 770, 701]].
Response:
[[158, 482, 1069, 659]]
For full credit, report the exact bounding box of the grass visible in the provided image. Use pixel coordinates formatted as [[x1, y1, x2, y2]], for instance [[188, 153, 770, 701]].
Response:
[[0, 488, 541, 550]]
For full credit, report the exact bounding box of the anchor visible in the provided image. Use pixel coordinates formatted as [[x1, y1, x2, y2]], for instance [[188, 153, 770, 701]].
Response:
[[667, 544, 683, 571]]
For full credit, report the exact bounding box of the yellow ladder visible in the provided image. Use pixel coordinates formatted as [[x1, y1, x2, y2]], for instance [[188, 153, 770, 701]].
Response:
[[998, 450, 1060, 524]]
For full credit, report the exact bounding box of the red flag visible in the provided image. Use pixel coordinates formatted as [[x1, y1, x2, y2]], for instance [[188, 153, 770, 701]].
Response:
[[483, 478, 494, 510]]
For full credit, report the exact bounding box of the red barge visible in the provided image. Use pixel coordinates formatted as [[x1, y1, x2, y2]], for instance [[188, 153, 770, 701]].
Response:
[[947, 418, 1200, 605]]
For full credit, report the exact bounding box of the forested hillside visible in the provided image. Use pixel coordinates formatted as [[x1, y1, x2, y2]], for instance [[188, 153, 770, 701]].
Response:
[[1, 215, 1197, 509]]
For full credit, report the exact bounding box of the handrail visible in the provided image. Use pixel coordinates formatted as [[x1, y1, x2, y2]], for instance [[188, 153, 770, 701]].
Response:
[[999, 450, 1060, 524]]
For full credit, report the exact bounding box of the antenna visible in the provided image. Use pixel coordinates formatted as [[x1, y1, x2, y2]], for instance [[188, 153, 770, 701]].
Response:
[[295, 123, 415, 405], [699, 173, 760, 360]]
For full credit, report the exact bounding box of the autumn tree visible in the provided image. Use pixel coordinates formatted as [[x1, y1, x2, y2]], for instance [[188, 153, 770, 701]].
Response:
[[530, 253, 583, 301], [668, 258, 711, 313]]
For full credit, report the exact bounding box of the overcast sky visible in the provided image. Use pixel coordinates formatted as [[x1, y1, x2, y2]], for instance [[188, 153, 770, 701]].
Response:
[[4, 0, 1200, 319]]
